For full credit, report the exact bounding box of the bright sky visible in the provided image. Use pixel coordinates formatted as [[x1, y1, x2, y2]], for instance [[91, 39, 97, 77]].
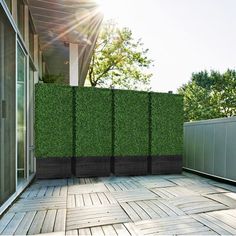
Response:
[[97, 0, 236, 92]]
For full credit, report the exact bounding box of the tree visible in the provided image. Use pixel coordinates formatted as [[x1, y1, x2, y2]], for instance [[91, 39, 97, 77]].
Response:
[[178, 70, 236, 121], [87, 20, 153, 90]]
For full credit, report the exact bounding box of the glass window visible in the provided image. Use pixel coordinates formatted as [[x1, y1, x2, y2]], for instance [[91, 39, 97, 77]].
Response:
[[29, 18, 34, 59], [17, 45, 26, 184], [0, 5, 16, 205], [17, 0, 25, 39]]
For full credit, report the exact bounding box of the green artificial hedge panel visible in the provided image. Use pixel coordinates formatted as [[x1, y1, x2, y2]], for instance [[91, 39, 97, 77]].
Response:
[[75, 87, 112, 157], [114, 89, 149, 156], [151, 92, 183, 156], [35, 84, 73, 157]]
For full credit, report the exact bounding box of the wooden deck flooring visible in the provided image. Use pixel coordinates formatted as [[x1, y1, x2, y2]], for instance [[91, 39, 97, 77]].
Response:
[[1, 172, 236, 235]]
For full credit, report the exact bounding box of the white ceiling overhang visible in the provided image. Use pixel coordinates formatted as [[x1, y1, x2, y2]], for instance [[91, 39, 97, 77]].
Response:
[[28, 0, 103, 85]]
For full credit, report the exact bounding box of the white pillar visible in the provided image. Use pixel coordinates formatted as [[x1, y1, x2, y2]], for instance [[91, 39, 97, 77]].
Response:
[[69, 43, 79, 86], [38, 51, 43, 79]]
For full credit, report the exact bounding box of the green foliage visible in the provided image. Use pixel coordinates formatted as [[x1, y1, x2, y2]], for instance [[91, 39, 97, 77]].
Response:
[[35, 84, 73, 157], [114, 89, 149, 156], [35, 85, 183, 159], [87, 20, 153, 91], [151, 93, 183, 156], [178, 70, 236, 121], [75, 87, 112, 157]]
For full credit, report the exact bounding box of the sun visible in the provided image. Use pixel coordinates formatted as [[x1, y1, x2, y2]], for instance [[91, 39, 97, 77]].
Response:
[[96, 0, 126, 21]]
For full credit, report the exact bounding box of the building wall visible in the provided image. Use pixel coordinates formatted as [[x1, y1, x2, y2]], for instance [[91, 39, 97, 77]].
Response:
[[0, 0, 41, 213], [184, 117, 236, 182]]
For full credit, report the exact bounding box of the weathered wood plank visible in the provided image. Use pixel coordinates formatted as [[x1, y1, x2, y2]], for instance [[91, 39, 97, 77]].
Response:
[[124, 223, 140, 236], [104, 192, 117, 204], [67, 205, 130, 230], [151, 186, 198, 199], [136, 201, 159, 219], [60, 186, 68, 197], [78, 228, 91, 235], [120, 202, 141, 222], [206, 192, 236, 208], [113, 223, 130, 235], [102, 225, 117, 235], [75, 195, 84, 207], [37, 186, 47, 197], [54, 209, 67, 232], [0, 212, 15, 234], [135, 216, 209, 235], [45, 186, 54, 196], [66, 229, 78, 235], [14, 211, 36, 235], [67, 195, 76, 208], [193, 214, 230, 235], [90, 226, 104, 236], [128, 202, 150, 220], [97, 193, 109, 205], [203, 213, 236, 234], [139, 179, 176, 189], [83, 193, 93, 206], [2, 212, 25, 235], [90, 193, 101, 205], [68, 183, 107, 195], [143, 201, 167, 218], [41, 209, 57, 233], [53, 186, 61, 196], [28, 210, 47, 235], [112, 189, 157, 203]]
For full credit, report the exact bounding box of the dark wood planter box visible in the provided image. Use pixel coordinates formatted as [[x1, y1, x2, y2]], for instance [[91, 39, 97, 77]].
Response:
[[75, 156, 111, 177], [151, 155, 182, 174], [36, 157, 71, 179], [114, 156, 148, 176]]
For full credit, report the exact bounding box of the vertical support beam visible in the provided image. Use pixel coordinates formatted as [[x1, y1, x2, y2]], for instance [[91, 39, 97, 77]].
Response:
[[34, 35, 39, 69], [39, 50, 42, 79], [12, 0, 17, 24], [34, 35, 39, 83], [24, 5, 29, 50], [69, 43, 79, 86]]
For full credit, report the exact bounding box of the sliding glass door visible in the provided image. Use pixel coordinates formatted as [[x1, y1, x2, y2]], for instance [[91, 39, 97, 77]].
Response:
[[17, 45, 27, 185], [0, 6, 16, 205]]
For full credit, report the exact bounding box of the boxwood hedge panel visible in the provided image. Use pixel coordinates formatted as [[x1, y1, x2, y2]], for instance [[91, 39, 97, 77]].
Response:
[[35, 84, 73, 157], [114, 90, 149, 156], [75, 87, 112, 157], [151, 93, 183, 156]]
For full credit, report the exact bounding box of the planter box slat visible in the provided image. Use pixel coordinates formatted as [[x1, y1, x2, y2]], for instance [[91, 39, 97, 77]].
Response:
[[114, 156, 148, 176], [75, 157, 111, 177], [151, 155, 182, 174], [36, 157, 71, 179]]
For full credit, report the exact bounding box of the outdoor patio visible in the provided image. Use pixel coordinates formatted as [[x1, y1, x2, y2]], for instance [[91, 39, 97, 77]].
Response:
[[0, 172, 236, 235]]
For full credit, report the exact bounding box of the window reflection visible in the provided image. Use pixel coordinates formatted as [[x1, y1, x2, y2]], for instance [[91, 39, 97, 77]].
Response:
[[0, 5, 16, 204], [17, 45, 26, 183]]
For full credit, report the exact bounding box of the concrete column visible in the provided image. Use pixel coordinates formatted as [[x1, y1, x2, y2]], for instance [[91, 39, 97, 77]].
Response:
[[69, 43, 79, 86]]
